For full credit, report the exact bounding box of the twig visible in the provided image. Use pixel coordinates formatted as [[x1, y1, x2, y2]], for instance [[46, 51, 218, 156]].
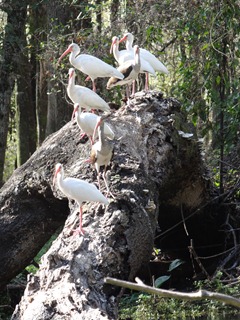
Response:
[[188, 239, 211, 280], [213, 247, 239, 278], [159, 36, 178, 52], [104, 277, 240, 308], [155, 190, 232, 240], [181, 204, 189, 237], [209, 6, 229, 57], [197, 245, 240, 260]]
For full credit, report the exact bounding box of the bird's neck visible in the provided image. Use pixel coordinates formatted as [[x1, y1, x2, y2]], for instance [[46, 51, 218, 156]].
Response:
[[135, 50, 140, 68], [98, 125, 105, 146], [76, 111, 81, 124], [126, 41, 133, 51], [113, 44, 120, 62], [69, 49, 79, 65], [68, 74, 75, 89], [57, 171, 64, 191]]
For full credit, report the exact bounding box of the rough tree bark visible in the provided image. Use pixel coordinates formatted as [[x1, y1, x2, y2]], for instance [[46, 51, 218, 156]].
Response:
[[0, 91, 211, 319], [0, 1, 27, 185]]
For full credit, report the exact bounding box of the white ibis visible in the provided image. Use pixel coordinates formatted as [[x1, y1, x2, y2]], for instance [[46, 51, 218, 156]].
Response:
[[110, 36, 155, 91], [106, 45, 141, 103], [119, 32, 169, 89], [67, 68, 110, 113], [73, 103, 115, 144], [58, 42, 124, 92], [110, 36, 132, 65], [53, 163, 109, 235], [90, 117, 114, 195]]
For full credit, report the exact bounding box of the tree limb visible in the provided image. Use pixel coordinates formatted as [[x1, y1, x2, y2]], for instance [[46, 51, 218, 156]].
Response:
[[104, 277, 240, 309]]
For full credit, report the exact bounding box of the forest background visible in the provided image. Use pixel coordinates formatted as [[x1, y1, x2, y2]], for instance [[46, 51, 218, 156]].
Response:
[[0, 0, 240, 318], [0, 0, 239, 191]]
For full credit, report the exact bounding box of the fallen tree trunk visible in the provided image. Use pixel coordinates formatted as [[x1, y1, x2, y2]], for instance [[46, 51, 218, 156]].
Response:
[[0, 91, 212, 319]]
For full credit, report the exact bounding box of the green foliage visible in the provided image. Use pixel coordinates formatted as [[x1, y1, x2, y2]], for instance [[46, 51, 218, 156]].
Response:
[[119, 272, 240, 319], [154, 275, 170, 288], [0, 290, 12, 319], [154, 259, 184, 288], [168, 259, 184, 272], [25, 232, 60, 274]]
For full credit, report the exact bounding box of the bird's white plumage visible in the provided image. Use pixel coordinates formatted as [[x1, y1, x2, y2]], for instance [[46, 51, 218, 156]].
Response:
[[120, 32, 169, 74], [58, 43, 124, 81], [110, 37, 133, 65], [111, 36, 155, 76], [67, 68, 110, 112], [54, 163, 108, 206], [74, 104, 114, 140], [107, 45, 141, 90], [91, 118, 114, 194]]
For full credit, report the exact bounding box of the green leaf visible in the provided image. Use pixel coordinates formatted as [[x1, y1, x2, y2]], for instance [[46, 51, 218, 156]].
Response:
[[154, 275, 171, 288], [216, 75, 221, 85], [168, 259, 184, 272], [202, 43, 209, 51]]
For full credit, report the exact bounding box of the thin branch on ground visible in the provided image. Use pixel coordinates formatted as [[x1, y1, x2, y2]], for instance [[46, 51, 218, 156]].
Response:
[[188, 239, 211, 280], [104, 277, 240, 309]]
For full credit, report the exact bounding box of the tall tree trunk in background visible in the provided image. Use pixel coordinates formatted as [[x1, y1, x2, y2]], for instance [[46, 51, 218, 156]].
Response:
[[95, 0, 102, 35], [79, 0, 92, 30], [15, 2, 36, 166], [110, 0, 120, 37], [45, 0, 79, 136], [0, 50, 14, 186], [0, 1, 27, 185], [218, 20, 229, 195], [125, 0, 138, 33], [29, 3, 48, 146], [36, 59, 48, 144]]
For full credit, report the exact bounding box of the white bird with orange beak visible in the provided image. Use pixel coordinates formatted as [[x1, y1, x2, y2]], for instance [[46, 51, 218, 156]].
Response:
[[107, 45, 141, 103], [90, 117, 114, 195], [58, 42, 124, 92], [53, 163, 109, 235], [67, 68, 110, 113], [73, 103, 115, 144]]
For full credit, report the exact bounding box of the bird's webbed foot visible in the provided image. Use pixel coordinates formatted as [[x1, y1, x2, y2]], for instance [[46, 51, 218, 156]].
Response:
[[71, 226, 85, 236]]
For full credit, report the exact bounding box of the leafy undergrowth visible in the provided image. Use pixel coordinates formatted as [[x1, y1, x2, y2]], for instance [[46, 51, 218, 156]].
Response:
[[0, 291, 13, 320], [25, 231, 60, 274], [118, 273, 240, 319]]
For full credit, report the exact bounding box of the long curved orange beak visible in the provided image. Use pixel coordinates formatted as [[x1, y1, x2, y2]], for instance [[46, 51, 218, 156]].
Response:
[[92, 117, 102, 143], [110, 38, 117, 54], [57, 46, 72, 64], [119, 35, 127, 43], [53, 167, 60, 187]]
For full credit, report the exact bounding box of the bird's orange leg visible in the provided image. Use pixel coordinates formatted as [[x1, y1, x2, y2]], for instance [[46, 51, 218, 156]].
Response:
[[85, 76, 96, 92], [89, 135, 94, 145], [145, 72, 149, 91], [73, 206, 85, 236], [97, 172, 101, 191], [125, 85, 134, 108], [103, 167, 115, 199], [79, 132, 87, 140], [84, 157, 92, 164], [132, 80, 136, 95], [92, 80, 97, 92]]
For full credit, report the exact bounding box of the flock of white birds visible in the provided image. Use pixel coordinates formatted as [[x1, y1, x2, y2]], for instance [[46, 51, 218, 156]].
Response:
[[53, 32, 169, 236]]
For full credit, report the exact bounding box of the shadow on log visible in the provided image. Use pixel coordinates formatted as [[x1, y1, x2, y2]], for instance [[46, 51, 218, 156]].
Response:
[[0, 91, 220, 319]]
